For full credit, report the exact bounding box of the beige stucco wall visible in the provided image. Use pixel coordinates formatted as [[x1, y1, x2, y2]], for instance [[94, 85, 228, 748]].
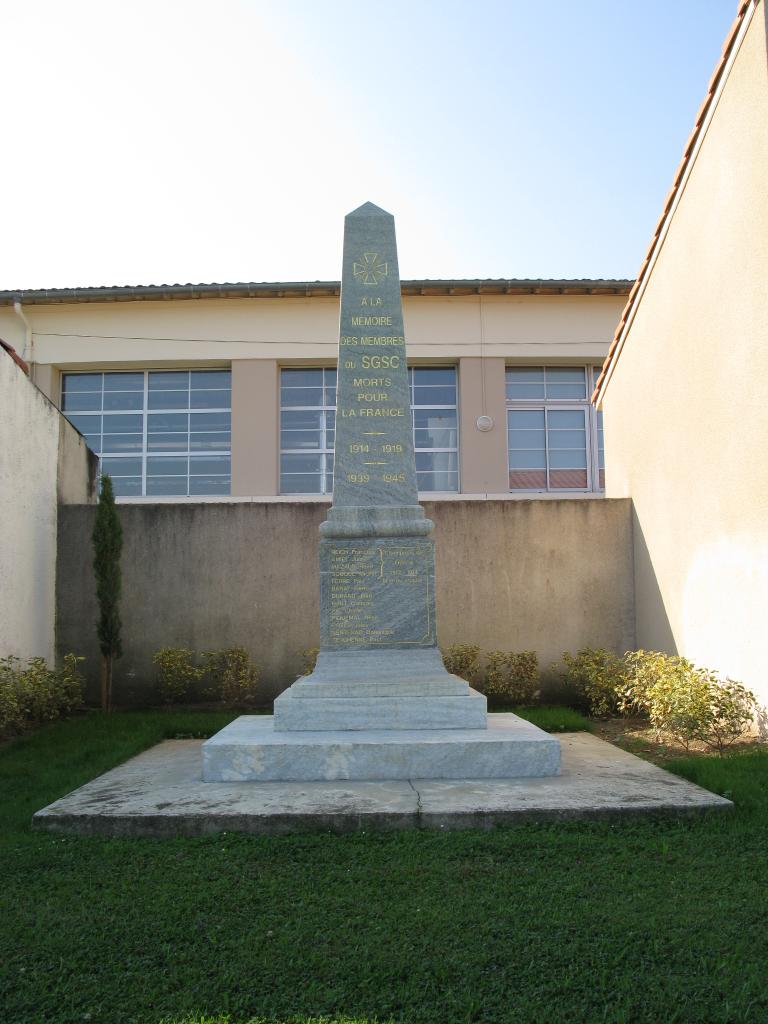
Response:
[[457, 357, 510, 494], [0, 293, 624, 368], [601, 2, 768, 703], [231, 359, 279, 496], [0, 351, 95, 665]]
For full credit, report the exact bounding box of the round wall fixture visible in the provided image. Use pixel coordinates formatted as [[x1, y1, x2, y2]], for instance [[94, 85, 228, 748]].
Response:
[[476, 414, 494, 432]]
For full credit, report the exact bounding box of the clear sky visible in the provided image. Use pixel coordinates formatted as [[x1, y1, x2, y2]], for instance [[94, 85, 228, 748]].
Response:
[[2, 0, 736, 288]]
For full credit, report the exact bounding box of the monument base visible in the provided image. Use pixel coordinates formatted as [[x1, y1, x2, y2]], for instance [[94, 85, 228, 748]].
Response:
[[274, 688, 488, 731], [201, 714, 561, 782], [274, 648, 487, 731]]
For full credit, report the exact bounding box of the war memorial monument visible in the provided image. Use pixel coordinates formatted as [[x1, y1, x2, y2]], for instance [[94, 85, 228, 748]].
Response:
[[202, 202, 561, 782], [32, 205, 733, 831]]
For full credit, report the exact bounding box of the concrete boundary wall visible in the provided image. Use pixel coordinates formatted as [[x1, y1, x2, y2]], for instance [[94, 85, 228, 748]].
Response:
[[1, 350, 96, 665], [57, 499, 634, 705]]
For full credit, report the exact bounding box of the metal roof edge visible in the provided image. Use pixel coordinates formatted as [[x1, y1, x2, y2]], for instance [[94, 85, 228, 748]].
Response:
[[0, 278, 633, 306]]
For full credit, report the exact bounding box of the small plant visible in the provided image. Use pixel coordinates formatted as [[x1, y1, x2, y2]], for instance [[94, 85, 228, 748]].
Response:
[[203, 647, 260, 705], [621, 650, 758, 752], [482, 650, 539, 704], [621, 650, 697, 716], [0, 653, 84, 733], [55, 654, 87, 715], [707, 676, 758, 753], [153, 647, 203, 704], [0, 657, 24, 732], [300, 648, 320, 676], [559, 647, 628, 717], [442, 643, 481, 684]]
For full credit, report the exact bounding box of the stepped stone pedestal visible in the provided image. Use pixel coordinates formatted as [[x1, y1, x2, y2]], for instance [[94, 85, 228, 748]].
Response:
[[201, 202, 560, 785], [202, 714, 560, 782]]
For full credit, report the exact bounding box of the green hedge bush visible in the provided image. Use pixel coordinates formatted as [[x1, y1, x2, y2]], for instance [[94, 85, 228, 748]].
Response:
[[482, 650, 539, 704], [0, 653, 84, 733], [621, 650, 757, 752], [557, 647, 628, 717], [153, 647, 203, 704], [441, 643, 481, 684], [151, 646, 260, 705], [202, 647, 260, 705], [300, 648, 320, 676]]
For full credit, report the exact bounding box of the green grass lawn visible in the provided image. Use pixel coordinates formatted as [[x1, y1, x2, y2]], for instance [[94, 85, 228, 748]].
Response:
[[1, 711, 767, 1024]]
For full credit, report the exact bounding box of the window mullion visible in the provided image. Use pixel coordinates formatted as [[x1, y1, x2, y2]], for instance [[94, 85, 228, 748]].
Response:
[[186, 373, 191, 497], [141, 372, 149, 497], [584, 406, 592, 491], [322, 368, 329, 495], [99, 372, 105, 460]]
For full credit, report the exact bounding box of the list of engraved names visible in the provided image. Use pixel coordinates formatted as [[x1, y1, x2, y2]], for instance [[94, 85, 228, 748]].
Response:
[[326, 543, 433, 647]]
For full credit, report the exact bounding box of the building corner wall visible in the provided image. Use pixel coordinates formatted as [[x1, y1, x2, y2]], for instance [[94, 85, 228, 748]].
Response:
[[0, 354, 60, 663], [603, 1, 768, 704], [0, 350, 97, 666], [57, 426, 98, 505]]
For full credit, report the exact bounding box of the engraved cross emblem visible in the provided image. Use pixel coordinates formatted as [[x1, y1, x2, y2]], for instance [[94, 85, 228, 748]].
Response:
[[353, 252, 388, 285]]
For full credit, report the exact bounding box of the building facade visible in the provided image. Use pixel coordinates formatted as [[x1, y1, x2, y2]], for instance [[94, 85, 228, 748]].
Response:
[[0, 279, 629, 503]]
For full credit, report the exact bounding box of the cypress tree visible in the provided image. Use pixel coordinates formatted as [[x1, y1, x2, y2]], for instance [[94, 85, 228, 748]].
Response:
[[92, 474, 123, 712]]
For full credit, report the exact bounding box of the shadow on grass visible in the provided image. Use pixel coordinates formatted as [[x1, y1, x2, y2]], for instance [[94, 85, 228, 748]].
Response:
[[161, 1017, 394, 1024], [667, 748, 768, 813], [0, 708, 238, 833], [505, 705, 590, 732]]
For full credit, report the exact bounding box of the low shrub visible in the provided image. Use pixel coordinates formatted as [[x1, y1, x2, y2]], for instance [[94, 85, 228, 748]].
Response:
[[707, 676, 758, 752], [203, 647, 260, 705], [153, 647, 203, 704], [621, 650, 758, 752], [0, 658, 22, 732], [300, 648, 320, 676], [442, 643, 481, 684], [558, 647, 628, 717], [482, 650, 539, 704], [0, 653, 84, 733]]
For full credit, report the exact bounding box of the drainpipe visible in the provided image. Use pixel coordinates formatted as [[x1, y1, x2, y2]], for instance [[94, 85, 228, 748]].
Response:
[[12, 301, 34, 380]]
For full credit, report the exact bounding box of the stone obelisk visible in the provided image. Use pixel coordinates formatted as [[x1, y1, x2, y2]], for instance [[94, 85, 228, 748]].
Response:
[[202, 203, 560, 781], [273, 201, 485, 729]]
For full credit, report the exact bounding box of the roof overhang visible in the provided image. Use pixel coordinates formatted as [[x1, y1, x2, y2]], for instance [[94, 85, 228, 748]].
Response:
[[0, 278, 632, 307]]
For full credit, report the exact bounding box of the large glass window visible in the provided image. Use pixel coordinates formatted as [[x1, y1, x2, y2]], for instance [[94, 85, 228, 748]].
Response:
[[506, 366, 603, 493], [61, 370, 231, 497], [279, 368, 337, 495], [279, 366, 459, 494]]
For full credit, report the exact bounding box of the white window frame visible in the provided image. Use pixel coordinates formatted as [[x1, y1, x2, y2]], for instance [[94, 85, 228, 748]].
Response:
[[505, 365, 604, 495], [60, 369, 232, 498]]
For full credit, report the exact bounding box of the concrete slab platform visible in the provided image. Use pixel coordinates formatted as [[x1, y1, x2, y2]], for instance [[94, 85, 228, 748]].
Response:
[[32, 733, 732, 837]]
